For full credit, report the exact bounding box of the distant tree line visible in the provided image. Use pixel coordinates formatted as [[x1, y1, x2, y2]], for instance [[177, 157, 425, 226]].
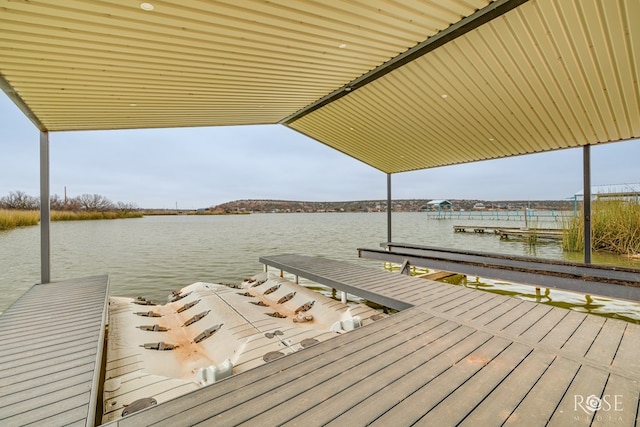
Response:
[[0, 191, 137, 213]]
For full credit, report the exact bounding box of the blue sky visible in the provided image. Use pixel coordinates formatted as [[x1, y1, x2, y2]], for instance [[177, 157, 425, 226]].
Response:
[[1, 92, 639, 209]]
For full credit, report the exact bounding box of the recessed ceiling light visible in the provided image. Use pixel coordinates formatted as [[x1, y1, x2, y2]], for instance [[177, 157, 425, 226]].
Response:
[[441, 94, 448, 99], [140, 2, 154, 11], [339, 43, 347, 49], [129, 103, 137, 107]]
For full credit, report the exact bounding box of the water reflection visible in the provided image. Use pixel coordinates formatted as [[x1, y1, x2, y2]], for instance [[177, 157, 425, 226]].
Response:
[[456, 275, 640, 324]]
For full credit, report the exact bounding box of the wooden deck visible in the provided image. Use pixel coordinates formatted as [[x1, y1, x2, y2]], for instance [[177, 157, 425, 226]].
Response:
[[0, 275, 109, 427], [110, 255, 640, 426]]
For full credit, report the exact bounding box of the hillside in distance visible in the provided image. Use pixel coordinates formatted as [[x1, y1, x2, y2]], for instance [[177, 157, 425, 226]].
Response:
[[211, 199, 574, 213]]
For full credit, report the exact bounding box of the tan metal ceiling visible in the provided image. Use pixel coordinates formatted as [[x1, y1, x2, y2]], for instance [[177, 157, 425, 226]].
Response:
[[1, 0, 638, 174], [288, 0, 640, 173]]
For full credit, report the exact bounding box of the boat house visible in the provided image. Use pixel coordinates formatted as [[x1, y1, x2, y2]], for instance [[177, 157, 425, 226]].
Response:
[[1, 1, 640, 425]]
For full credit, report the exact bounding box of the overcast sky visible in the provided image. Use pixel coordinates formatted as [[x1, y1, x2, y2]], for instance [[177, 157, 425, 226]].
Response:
[[1, 92, 639, 209]]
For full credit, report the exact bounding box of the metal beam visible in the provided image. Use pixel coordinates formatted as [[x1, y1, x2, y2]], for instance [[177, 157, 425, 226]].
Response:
[[359, 244, 640, 301], [0, 74, 46, 132], [40, 131, 51, 284], [282, 0, 529, 125], [583, 145, 592, 264]]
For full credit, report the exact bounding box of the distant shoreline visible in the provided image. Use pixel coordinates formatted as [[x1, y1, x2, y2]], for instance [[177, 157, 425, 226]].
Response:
[[211, 198, 574, 214]]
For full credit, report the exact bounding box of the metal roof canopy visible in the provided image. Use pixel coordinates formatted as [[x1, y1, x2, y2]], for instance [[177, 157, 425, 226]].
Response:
[[1, 0, 638, 280], [1, 0, 638, 173]]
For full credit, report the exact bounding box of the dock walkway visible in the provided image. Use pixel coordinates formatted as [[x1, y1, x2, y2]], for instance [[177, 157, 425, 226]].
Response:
[[0, 275, 109, 427], [113, 255, 640, 426], [453, 225, 563, 240]]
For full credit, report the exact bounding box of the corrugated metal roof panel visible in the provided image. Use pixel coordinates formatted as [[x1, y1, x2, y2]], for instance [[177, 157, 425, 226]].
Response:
[[288, 0, 640, 172], [0, 0, 483, 131], [0, 0, 638, 173]]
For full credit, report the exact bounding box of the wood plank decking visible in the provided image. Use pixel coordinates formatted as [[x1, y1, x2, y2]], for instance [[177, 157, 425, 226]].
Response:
[[110, 255, 640, 426], [0, 275, 109, 427]]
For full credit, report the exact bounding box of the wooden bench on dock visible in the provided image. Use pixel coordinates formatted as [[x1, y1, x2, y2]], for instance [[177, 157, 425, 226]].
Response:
[[0, 275, 109, 426], [110, 255, 640, 426]]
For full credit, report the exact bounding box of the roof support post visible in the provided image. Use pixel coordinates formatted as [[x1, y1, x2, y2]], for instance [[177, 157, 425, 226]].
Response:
[[40, 131, 51, 283], [387, 173, 392, 243], [583, 145, 592, 264]]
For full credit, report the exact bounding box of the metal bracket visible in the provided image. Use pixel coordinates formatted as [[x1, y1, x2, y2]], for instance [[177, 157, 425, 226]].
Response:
[[400, 259, 411, 275]]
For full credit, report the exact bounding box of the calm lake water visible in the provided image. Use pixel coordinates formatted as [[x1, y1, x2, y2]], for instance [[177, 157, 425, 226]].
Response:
[[1, 212, 639, 321]]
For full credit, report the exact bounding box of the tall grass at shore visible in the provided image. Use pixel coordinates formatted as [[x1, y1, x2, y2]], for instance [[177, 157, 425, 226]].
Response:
[[51, 211, 143, 221], [563, 200, 640, 255], [0, 209, 143, 231], [0, 209, 40, 231]]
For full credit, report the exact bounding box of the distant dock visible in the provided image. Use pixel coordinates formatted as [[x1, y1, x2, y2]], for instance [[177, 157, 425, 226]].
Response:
[[427, 209, 568, 222], [453, 225, 563, 240]]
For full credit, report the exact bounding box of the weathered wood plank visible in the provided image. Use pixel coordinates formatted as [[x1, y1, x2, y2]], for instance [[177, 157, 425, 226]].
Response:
[[407, 285, 469, 308], [420, 286, 480, 312], [453, 292, 516, 322], [538, 310, 587, 349], [0, 275, 108, 427], [499, 304, 555, 337], [561, 315, 608, 358], [458, 349, 557, 426], [591, 374, 639, 427], [466, 297, 525, 326], [0, 362, 94, 398], [482, 300, 539, 331], [0, 342, 99, 379], [413, 342, 533, 426], [517, 307, 570, 343], [612, 322, 640, 373], [503, 357, 582, 425], [367, 335, 510, 426], [584, 318, 628, 365], [245, 319, 465, 426], [438, 289, 496, 317], [0, 325, 102, 360], [547, 365, 610, 426], [318, 330, 493, 427]]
